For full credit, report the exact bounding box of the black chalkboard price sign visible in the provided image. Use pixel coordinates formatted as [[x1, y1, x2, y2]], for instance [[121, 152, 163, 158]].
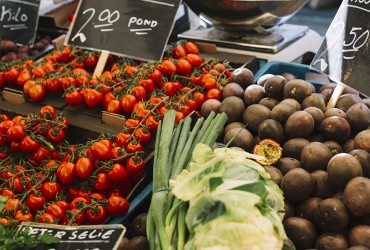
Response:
[[65, 0, 182, 61], [0, 0, 41, 45], [18, 222, 126, 250], [311, 0, 370, 97]]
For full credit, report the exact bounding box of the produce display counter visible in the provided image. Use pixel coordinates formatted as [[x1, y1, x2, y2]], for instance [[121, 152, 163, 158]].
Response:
[[1, 1, 370, 248]]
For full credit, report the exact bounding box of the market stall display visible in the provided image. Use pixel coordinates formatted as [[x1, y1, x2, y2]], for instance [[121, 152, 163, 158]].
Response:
[[1, 0, 370, 249]]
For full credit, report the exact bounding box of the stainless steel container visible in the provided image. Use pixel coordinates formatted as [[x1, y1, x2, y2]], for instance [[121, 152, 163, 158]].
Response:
[[184, 0, 309, 32]]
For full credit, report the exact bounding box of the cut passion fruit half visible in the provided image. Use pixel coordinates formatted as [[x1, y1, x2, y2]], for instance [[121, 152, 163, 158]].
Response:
[[253, 139, 283, 166]]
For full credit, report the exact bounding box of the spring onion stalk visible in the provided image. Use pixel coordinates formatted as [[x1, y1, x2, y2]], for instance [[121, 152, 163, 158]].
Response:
[[149, 109, 176, 250], [177, 203, 187, 250]]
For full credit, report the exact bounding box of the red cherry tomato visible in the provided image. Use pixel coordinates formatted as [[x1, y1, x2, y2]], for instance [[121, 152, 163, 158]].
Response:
[[75, 157, 93, 180], [107, 196, 129, 215]]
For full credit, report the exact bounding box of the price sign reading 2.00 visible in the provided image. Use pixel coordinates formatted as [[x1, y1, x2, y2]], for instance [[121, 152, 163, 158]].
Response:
[[71, 8, 120, 43], [66, 0, 182, 61]]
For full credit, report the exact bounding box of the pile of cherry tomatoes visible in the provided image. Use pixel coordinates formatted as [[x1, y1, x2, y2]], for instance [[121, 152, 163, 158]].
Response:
[[0, 106, 148, 226], [0, 41, 233, 226], [0, 41, 231, 124]]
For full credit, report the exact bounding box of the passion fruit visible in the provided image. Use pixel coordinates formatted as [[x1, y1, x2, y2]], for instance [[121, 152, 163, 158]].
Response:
[[253, 139, 283, 166]]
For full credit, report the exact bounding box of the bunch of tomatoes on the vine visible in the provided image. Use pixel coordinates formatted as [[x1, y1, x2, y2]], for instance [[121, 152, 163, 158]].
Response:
[[0, 41, 233, 125], [0, 106, 149, 226]]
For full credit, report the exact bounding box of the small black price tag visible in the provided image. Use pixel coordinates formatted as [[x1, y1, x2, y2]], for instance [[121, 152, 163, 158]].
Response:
[[65, 0, 182, 61], [0, 0, 41, 45], [311, 0, 370, 97], [18, 222, 126, 250]]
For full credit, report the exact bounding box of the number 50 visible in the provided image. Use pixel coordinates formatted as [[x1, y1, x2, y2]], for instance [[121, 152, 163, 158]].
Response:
[[342, 27, 369, 59]]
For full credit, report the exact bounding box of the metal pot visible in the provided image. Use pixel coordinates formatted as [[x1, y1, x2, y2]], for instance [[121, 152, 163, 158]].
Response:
[[184, 0, 309, 32]]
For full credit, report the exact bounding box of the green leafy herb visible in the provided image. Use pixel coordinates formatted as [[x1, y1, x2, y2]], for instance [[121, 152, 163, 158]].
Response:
[[0, 225, 60, 250]]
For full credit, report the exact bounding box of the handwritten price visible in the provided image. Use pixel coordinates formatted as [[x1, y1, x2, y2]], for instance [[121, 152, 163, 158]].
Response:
[[71, 8, 120, 43], [312, 22, 369, 71], [343, 27, 369, 59]]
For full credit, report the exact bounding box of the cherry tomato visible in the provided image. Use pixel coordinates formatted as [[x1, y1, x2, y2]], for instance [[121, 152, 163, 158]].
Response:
[[144, 115, 159, 133], [107, 196, 129, 215], [47, 128, 65, 143], [29, 85, 45, 102], [4, 67, 20, 84], [31, 146, 51, 164], [107, 163, 129, 183], [205, 88, 222, 100], [90, 141, 110, 160], [56, 162, 76, 184], [115, 132, 131, 147], [85, 55, 99, 68], [44, 78, 60, 93], [102, 92, 116, 110], [31, 66, 46, 78], [42, 181, 62, 201], [19, 136, 40, 153], [149, 68, 163, 87], [193, 92, 206, 110], [84, 89, 103, 108], [158, 59, 177, 75], [134, 127, 151, 145], [123, 65, 138, 77], [121, 94, 137, 113], [186, 54, 203, 68], [179, 105, 192, 117], [14, 210, 33, 222], [126, 141, 143, 154], [8, 177, 24, 194], [61, 76, 77, 90], [65, 91, 82, 107], [38, 213, 57, 224], [90, 193, 106, 201], [25, 194, 46, 214], [56, 200, 70, 211], [6, 124, 25, 141], [171, 43, 186, 58], [184, 41, 200, 55], [94, 172, 112, 192], [131, 86, 146, 101], [0, 189, 15, 198], [125, 119, 140, 133], [72, 67, 89, 77], [0, 218, 11, 225], [107, 99, 122, 114], [70, 197, 90, 209], [163, 82, 176, 97], [3, 198, 20, 214], [203, 77, 217, 90], [46, 203, 65, 220], [110, 147, 127, 164], [65, 208, 86, 225], [40, 106, 57, 119], [176, 58, 192, 75], [17, 70, 31, 87], [71, 57, 85, 68], [126, 155, 145, 181], [0, 120, 15, 135], [75, 157, 93, 180], [139, 78, 154, 95], [86, 205, 107, 224]]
